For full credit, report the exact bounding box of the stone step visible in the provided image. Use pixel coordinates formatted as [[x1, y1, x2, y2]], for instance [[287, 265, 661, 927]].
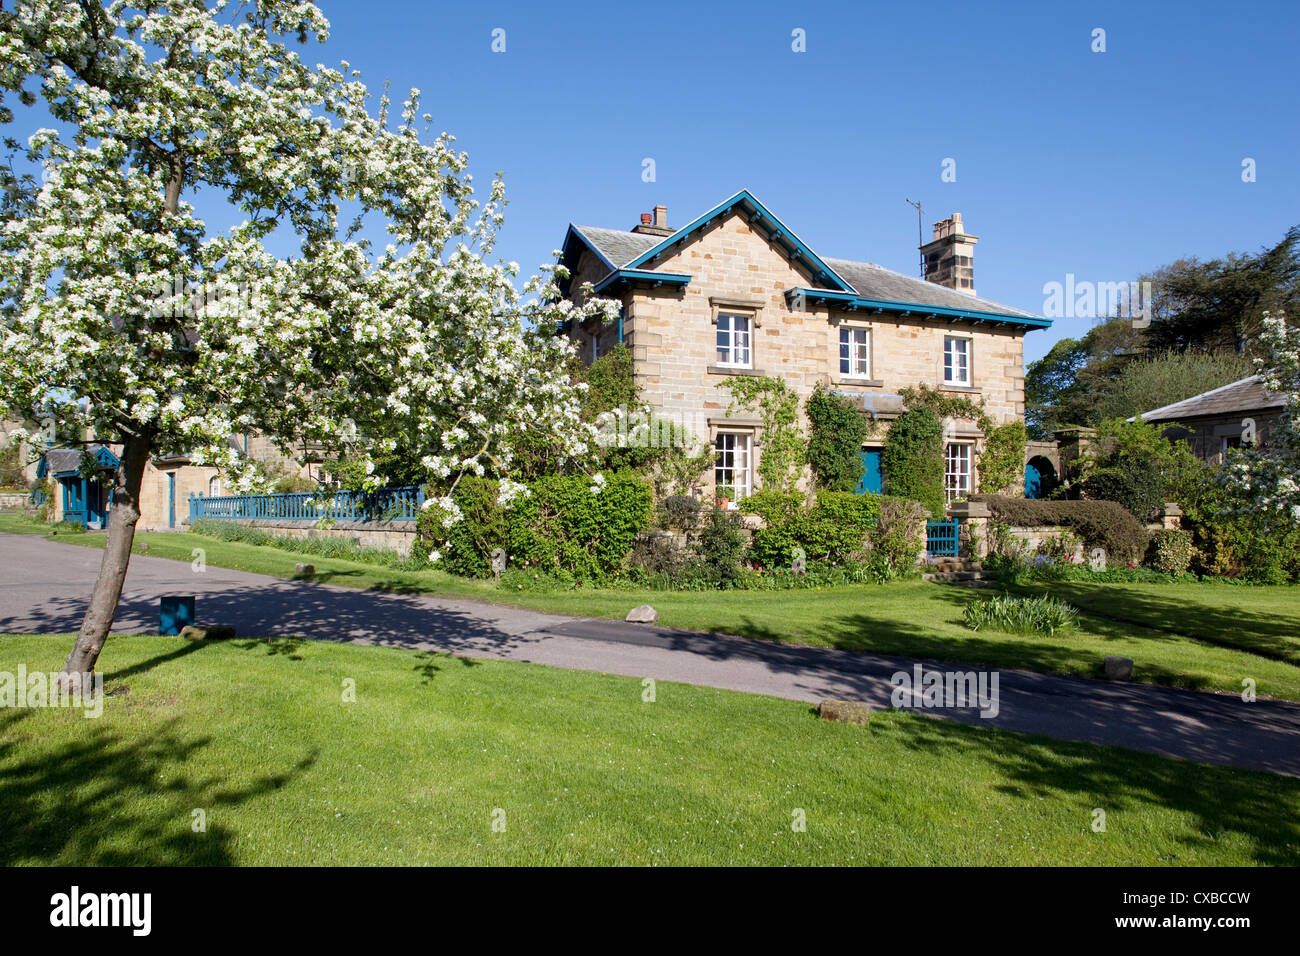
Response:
[[922, 570, 993, 584]]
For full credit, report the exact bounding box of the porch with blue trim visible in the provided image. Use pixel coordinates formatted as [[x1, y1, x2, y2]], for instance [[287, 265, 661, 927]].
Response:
[[37, 445, 119, 529]]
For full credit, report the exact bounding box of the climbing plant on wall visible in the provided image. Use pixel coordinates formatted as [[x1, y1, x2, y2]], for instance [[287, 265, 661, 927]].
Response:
[[717, 376, 805, 494], [882, 406, 945, 518], [805, 382, 869, 492], [898, 384, 1026, 498]]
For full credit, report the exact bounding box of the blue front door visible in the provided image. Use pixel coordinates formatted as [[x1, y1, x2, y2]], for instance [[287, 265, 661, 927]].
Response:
[[63, 479, 86, 525], [857, 449, 884, 494], [168, 473, 176, 529]]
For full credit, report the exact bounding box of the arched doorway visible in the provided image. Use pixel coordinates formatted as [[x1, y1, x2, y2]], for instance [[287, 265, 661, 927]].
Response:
[[1025, 456, 1058, 499]]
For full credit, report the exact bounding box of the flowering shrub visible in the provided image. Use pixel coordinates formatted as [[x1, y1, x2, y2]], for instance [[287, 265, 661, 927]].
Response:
[[1221, 312, 1300, 525], [1148, 529, 1194, 576]]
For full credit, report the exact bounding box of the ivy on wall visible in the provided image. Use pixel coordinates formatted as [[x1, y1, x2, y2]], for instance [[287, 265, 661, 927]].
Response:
[[881, 405, 945, 518], [717, 375, 804, 494], [897, 383, 1027, 499], [805, 382, 868, 492]]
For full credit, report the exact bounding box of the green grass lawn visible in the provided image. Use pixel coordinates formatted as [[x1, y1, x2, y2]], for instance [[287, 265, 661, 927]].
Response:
[[2, 633, 1296, 866], [4, 512, 1299, 702]]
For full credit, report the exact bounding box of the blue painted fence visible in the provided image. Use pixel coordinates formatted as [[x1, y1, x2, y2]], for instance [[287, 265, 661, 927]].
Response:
[[189, 485, 424, 523], [925, 518, 960, 557]]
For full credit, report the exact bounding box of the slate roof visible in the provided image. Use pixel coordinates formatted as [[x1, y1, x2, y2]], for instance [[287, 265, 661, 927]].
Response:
[[42, 448, 86, 476], [570, 225, 662, 269], [1139, 375, 1287, 422], [565, 192, 1039, 322], [821, 257, 1036, 319]]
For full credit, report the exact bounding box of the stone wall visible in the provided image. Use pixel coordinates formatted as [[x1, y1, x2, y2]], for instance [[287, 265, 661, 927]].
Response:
[[202, 518, 417, 557], [0, 491, 28, 510]]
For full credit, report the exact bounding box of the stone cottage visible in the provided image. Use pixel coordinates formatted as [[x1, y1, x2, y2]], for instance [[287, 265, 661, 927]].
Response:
[[557, 190, 1052, 505], [1138, 374, 1286, 465]]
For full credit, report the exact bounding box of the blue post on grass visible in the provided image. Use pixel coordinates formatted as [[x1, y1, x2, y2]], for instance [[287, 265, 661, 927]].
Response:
[[160, 596, 195, 635]]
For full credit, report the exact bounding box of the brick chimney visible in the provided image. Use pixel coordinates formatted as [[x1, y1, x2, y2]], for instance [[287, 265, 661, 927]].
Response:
[[919, 212, 978, 295], [632, 204, 673, 237]]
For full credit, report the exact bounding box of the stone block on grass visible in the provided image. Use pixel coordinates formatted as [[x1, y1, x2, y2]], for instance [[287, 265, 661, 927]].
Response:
[[625, 604, 658, 624], [1104, 656, 1134, 680], [294, 563, 315, 575], [180, 625, 238, 641], [818, 699, 871, 726]]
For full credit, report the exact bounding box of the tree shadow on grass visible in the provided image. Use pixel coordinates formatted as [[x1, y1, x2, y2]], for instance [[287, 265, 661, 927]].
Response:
[[231, 637, 309, 660], [102, 639, 210, 684], [411, 650, 479, 685], [0, 709, 317, 865], [1006, 580, 1300, 667], [881, 711, 1300, 866]]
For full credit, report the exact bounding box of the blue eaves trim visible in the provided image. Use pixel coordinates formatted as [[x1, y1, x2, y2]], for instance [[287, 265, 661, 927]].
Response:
[[786, 288, 1053, 329], [620, 189, 856, 293], [592, 269, 691, 295]]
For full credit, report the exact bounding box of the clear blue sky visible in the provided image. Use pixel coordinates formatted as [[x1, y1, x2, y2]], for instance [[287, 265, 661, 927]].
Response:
[[27, 0, 1300, 363]]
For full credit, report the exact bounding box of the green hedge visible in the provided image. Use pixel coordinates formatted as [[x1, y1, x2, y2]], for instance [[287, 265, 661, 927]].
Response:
[[748, 490, 881, 569], [973, 495, 1149, 565], [418, 472, 653, 581]]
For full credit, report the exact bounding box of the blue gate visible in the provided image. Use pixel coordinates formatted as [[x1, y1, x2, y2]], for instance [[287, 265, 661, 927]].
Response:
[[926, 518, 960, 557]]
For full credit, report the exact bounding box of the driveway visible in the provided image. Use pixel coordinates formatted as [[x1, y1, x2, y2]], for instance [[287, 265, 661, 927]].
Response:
[[3, 532, 1300, 777]]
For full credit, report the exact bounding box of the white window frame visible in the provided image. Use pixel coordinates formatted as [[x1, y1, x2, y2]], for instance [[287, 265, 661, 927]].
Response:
[[714, 432, 753, 506], [943, 335, 971, 386], [944, 442, 972, 504], [716, 312, 753, 369], [839, 326, 871, 379]]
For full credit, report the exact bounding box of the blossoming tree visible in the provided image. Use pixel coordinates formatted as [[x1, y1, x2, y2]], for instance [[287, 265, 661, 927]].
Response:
[[1222, 312, 1300, 524], [0, 0, 613, 682]]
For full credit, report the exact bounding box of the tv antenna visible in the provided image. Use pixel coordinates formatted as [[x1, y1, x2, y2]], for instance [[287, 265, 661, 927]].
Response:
[[905, 198, 924, 278]]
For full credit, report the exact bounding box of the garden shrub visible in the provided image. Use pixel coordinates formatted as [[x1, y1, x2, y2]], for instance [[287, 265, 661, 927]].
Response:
[[864, 496, 926, 578], [692, 506, 747, 588], [659, 494, 702, 532], [1148, 528, 1193, 575], [745, 490, 881, 569], [1082, 458, 1164, 522], [428, 477, 507, 578], [972, 495, 1149, 565], [506, 471, 652, 580], [801, 491, 881, 564], [882, 407, 944, 518]]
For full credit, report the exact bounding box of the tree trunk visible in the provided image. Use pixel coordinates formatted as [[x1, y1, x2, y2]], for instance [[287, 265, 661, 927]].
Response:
[[61, 429, 154, 682]]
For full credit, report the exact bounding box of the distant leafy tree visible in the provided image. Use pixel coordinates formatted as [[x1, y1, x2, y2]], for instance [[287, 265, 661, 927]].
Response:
[[1093, 351, 1255, 422], [1141, 228, 1300, 355]]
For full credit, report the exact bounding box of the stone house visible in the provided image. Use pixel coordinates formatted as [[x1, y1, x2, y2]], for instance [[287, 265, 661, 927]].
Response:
[[1137, 374, 1286, 465], [558, 190, 1051, 505]]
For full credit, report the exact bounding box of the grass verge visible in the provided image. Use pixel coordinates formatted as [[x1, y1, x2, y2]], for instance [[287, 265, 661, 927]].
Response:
[[1, 633, 1296, 866]]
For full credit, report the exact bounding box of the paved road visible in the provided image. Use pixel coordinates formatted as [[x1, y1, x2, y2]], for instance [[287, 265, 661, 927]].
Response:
[[3, 532, 1299, 777]]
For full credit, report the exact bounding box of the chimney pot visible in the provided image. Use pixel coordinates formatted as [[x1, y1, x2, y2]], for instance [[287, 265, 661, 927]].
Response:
[[640, 212, 653, 225]]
